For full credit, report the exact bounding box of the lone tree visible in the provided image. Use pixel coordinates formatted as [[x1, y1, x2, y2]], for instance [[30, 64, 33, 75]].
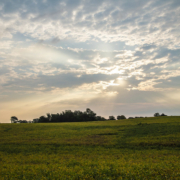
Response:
[[11, 116, 18, 123], [154, 113, 160, 117]]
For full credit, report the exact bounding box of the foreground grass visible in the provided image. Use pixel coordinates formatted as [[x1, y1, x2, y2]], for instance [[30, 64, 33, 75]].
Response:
[[0, 116, 180, 179]]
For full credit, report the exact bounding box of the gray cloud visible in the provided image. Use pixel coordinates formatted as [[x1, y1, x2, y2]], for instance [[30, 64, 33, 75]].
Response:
[[154, 76, 180, 89], [0, 66, 10, 75], [2, 72, 120, 91], [141, 44, 157, 51]]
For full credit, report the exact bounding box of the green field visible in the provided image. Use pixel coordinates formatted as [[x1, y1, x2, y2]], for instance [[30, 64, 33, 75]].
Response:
[[0, 116, 180, 179]]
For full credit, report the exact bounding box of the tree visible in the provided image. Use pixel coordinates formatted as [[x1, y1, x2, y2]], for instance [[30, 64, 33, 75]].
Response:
[[161, 113, 167, 116], [109, 116, 116, 120], [154, 113, 160, 117], [51, 113, 60, 122], [19, 120, 27, 123], [117, 115, 126, 120], [74, 110, 82, 121], [33, 118, 39, 123], [96, 116, 106, 121], [38, 116, 49, 123], [47, 113, 51, 122], [11, 116, 18, 123], [85, 108, 96, 121]]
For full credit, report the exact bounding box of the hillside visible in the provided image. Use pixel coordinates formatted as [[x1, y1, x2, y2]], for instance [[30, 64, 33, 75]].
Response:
[[0, 116, 180, 179]]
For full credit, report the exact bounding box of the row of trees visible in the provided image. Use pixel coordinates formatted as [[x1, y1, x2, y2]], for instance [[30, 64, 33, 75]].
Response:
[[10, 116, 31, 123], [11, 110, 168, 123], [109, 115, 126, 120], [154, 113, 167, 117], [33, 108, 106, 123]]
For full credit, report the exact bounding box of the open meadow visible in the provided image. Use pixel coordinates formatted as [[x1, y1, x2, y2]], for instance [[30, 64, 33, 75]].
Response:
[[0, 116, 180, 179]]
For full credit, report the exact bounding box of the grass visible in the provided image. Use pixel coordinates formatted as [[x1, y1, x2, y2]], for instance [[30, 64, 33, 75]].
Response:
[[0, 116, 180, 179]]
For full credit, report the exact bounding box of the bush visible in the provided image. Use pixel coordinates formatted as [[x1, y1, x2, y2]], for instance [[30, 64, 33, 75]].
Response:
[[117, 115, 126, 120], [109, 116, 116, 120]]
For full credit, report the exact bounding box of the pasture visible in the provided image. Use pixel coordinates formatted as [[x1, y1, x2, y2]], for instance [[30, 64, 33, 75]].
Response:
[[0, 116, 180, 179]]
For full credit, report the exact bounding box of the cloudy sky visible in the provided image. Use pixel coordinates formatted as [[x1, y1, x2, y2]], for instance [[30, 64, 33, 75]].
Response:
[[0, 0, 180, 123]]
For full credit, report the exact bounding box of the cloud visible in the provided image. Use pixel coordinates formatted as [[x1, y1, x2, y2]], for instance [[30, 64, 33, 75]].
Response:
[[0, 0, 179, 46], [154, 76, 180, 89], [0, 0, 180, 122], [1, 42, 180, 94], [2, 72, 120, 92]]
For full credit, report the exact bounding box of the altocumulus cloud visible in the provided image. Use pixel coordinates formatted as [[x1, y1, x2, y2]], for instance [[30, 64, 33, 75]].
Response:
[[0, 0, 180, 122]]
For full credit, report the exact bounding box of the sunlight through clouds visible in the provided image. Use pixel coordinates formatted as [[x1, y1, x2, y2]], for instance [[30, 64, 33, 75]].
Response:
[[0, 0, 180, 122]]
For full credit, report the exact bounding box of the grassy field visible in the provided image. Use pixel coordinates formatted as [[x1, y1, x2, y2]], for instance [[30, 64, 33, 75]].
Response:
[[0, 116, 180, 179]]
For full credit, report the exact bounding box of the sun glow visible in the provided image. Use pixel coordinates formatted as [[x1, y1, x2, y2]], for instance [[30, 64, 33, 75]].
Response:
[[109, 66, 125, 74]]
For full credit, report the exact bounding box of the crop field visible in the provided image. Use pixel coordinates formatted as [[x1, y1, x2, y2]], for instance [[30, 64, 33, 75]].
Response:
[[0, 116, 180, 179]]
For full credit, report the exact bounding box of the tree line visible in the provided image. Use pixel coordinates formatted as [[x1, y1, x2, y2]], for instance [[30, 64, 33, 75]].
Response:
[[10, 109, 167, 123], [33, 108, 105, 123], [11, 108, 128, 123]]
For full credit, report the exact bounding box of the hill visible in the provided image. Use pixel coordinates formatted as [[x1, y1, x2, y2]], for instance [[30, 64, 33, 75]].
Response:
[[0, 116, 180, 179]]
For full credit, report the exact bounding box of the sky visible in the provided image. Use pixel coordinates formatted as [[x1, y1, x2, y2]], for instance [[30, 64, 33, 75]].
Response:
[[0, 0, 180, 123]]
